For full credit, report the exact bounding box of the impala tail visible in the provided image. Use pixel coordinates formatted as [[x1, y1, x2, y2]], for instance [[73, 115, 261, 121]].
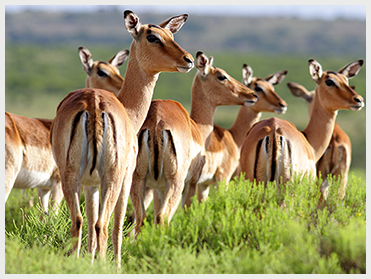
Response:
[[138, 120, 178, 182], [69, 109, 111, 179], [254, 129, 292, 186]]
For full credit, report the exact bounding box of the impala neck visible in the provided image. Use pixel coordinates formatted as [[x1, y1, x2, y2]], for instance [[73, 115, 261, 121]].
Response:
[[190, 76, 218, 149], [117, 44, 159, 134], [301, 87, 337, 162], [228, 106, 261, 148]]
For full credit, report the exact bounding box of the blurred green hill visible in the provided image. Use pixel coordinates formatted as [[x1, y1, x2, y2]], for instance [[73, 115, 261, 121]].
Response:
[[5, 9, 366, 175]]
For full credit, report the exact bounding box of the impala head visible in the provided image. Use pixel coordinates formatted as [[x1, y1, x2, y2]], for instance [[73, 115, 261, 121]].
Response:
[[123, 10, 194, 74], [194, 51, 257, 107], [309, 59, 364, 112], [242, 64, 288, 114], [78, 46, 128, 95]]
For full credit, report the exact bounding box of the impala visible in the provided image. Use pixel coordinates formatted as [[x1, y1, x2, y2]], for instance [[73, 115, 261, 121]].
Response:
[[50, 10, 193, 268], [185, 64, 288, 205], [130, 51, 257, 234], [287, 81, 352, 199], [78, 46, 128, 95], [4, 47, 129, 217], [239, 59, 364, 200]]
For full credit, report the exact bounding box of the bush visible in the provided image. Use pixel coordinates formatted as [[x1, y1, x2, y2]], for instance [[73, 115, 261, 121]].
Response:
[[5, 173, 366, 273]]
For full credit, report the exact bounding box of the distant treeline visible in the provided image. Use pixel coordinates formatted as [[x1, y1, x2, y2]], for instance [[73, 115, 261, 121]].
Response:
[[5, 9, 366, 56]]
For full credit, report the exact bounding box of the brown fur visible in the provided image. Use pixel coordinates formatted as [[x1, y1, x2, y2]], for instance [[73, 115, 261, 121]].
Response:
[[50, 11, 193, 268], [240, 59, 364, 201], [188, 65, 288, 204], [4, 46, 129, 218], [130, 52, 257, 234], [287, 81, 352, 199]]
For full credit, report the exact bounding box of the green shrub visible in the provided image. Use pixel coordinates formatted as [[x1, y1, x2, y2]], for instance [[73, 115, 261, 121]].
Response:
[[5, 172, 365, 273]]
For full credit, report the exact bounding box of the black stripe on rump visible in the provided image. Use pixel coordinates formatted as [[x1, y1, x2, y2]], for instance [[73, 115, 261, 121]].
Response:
[[270, 134, 277, 182], [254, 139, 263, 179], [67, 111, 85, 163]]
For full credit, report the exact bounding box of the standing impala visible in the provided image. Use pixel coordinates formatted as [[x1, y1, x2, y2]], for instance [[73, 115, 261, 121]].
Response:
[[239, 59, 364, 200], [50, 11, 193, 268], [130, 51, 257, 234], [287, 81, 352, 199], [185, 64, 287, 205], [4, 48, 128, 216]]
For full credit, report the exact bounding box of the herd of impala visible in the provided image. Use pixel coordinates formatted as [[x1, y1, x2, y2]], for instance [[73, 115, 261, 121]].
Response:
[[5, 11, 364, 268]]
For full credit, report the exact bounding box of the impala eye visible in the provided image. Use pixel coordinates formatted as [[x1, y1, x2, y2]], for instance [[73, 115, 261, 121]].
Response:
[[97, 68, 108, 77], [147, 35, 160, 43], [217, 75, 227, 81], [254, 86, 263, 92], [325, 79, 335, 87]]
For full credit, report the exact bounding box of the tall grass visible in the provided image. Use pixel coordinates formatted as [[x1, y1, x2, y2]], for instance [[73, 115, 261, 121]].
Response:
[[5, 173, 365, 274]]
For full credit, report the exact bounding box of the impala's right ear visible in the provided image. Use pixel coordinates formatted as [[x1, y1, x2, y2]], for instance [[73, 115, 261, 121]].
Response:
[[108, 49, 129, 68], [242, 64, 253, 86], [78, 46, 93, 75], [337, 59, 364, 79], [124, 10, 141, 39], [287, 82, 314, 103], [196, 51, 212, 76], [308, 59, 323, 84]]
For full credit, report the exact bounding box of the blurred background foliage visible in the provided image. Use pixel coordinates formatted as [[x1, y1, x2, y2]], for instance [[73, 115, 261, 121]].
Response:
[[5, 7, 366, 176]]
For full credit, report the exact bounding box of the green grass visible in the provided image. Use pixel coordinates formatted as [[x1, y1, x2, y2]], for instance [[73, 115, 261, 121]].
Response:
[[5, 172, 366, 274]]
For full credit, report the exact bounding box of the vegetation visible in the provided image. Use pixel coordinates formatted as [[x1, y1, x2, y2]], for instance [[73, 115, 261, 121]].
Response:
[[5, 174, 366, 273]]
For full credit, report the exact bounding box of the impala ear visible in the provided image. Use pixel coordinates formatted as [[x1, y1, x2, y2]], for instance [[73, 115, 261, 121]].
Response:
[[337, 59, 364, 79], [159, 14, 188, 34], [108, 49, 129, 68], [124, 10, 141, 38], [308, 59, 323, 84], [242, 64, 253, 86], [78, 46, 93, 75], [287, 82, 314, 103], [265, 70, 288, 85], [196, 51, 212, 76]]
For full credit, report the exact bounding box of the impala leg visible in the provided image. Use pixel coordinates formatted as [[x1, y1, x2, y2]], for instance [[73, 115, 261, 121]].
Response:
[[196, 183, 210, 203], [83, 185, 99, 262], [156, 176, 183, 225], [61, 174, 83, 257], [166, 179, 186, 224], [130, 172, 147, 235], [50, 181, 64, 215], [112, 172, 133, 269], [182, 182, 195, 209], [95, 175, 124, 262], [36, 187, 51, 219]]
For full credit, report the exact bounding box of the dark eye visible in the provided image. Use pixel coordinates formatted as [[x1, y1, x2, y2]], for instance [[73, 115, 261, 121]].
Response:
[[254, 86, 263, 92], [325, 79, 335, 87], [147, 35, 160, 43], [217, 75, 227, 81], [97, 68, 108, 77]]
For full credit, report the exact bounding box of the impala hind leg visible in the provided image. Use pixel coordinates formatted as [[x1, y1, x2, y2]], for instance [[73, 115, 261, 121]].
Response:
[[95, 176, 124, 262], [83, 185, 99, 262], [155, 176, 183, 225], [61, 174, 84, 257], [130, 172, 147, 235]]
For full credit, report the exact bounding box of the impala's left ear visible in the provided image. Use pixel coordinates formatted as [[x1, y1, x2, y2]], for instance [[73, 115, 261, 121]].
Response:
[[196, 51, 213, 76], [265, 70, 288, 85], [308, 59, 323, 84], [78, 46, 94, 75], [337, 59, 364, 79], [108, 49, 129, 68], [124, 10, 141, 39], [158, 14, 188, 34], [242, 64, 253, 86]]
